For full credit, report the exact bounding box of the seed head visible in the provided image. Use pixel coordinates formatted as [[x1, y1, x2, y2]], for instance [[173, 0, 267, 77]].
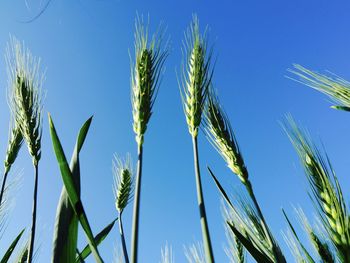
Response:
[[131, 16, 168, 146], [180, 15, 213, 138], [113, 154, 134, 213], [4, 123, 23, 173], [204, 91, 248, 183], [6, 37, 44, 165]]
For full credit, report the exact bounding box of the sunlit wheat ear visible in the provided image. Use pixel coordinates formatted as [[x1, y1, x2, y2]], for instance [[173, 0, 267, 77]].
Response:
[[113, 154, 134, 214], [180, 15, 213, 138], [288, 64, 350, 111], [4, 123, 23, 173], [184, 242, 206, 263], [284, 116, 350, 261], [160, 243, 174, 263], [204, 90, 248, 183], [6, 37, 44, 165], [131, 16, 168, 146]]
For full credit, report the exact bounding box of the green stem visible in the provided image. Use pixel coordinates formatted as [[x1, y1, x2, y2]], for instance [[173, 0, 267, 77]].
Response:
[[245, 180, 284, 262], [131, 144, 143, 263], [0, 170, 9, 207], [192, 136, 215, 263], [28, 163, 39, 263], [119, 213, 130, 263]]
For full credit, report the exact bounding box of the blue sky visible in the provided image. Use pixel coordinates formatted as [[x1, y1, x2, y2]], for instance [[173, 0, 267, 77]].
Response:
[[1, 0, 350, 262]]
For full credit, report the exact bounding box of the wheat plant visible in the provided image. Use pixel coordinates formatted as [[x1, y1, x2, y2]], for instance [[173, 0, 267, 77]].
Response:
[[180, 16, 215, 263], [205, 90, 286, 263], [113, 154, 134, 263], [6, 37, 44, 263], [130, 15, 168, 263]]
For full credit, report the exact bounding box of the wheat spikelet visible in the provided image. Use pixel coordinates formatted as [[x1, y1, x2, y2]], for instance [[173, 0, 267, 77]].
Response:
[[204, 90, 248, 183], [113, 154, 134, 213], [6, 37, 44, 165], [288, 64, 350, 110], [285, 116, 350, 261], [180, 15, 213, 138], [4, 123, 23, 173], [131, 16, 168, 146]]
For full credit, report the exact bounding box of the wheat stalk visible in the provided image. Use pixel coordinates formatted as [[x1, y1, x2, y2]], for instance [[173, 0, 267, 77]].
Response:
[[6, 36, 44, 263], [184, 243, 206, 263], [113, 154, 134, 263], [179, 15, 215, 263], [285, 116, 350, 261], [130, 15, 168, 263]]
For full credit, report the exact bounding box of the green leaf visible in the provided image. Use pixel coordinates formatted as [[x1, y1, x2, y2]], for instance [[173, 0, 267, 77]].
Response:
[[207, 166, 234, 209], [49, 114, 104, 263], [227, 222, 273, 263], [1, 229, 25, 263], [330, 105, 350, 111], [52, 116, 92, 263], [75, 218, 118, 262]]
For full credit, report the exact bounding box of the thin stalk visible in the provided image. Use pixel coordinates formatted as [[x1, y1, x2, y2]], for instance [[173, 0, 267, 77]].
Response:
[[192, 136, 214, 263], [130, 145, 143, 263], [0, 170, 9, 207], [27, 163, 39, 263], [119, 213, 130, 263]]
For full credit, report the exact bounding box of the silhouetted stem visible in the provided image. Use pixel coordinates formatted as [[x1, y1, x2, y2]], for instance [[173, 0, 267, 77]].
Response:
[[131, 144, 143, 263], [119, 214, 130, 263], [28, 163, 39, 263], [0, 170, 9, 207], [192, 136, 215, 263]]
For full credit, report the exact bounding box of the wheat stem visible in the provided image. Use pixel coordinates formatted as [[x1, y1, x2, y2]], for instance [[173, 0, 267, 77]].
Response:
[[192, 136, 214, 263], [130, 145, 143, 263], [27, 163, 39, 263], [119, 213, 129, 263]]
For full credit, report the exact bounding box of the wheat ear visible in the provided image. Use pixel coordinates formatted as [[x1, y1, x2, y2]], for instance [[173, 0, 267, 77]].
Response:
[[113, 154, 134, 263], [6, 37, 44, 263], [130, 15, 168, 263]]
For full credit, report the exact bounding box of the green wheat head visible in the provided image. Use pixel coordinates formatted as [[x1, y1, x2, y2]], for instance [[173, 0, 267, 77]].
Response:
[[131, 16, 168, 146], [4, 123, 23, 173], [180, 15, 213, 138], [288, 64, 350, 111], [6, 37, 44, 165], [204, 90, 248, 183], [285, 116, 350, 261], [113, 154, 134, 213]]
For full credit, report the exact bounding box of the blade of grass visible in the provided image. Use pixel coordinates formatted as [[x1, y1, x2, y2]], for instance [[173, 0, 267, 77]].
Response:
[[52, 116, 92, 263], [48, 114, 104, 263], [75, 218, 118, 262], [0, 229, 25, 263]]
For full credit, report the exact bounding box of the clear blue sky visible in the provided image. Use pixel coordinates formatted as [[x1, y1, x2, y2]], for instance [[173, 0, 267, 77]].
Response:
[[1, 0, 350, 262]]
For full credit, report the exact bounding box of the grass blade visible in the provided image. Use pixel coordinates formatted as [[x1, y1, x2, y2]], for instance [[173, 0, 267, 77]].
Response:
[[48, 114, 104, 263], [75, 218, 118, 262], [52, 116, 92, 262], [0, 229, 25, 263]]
